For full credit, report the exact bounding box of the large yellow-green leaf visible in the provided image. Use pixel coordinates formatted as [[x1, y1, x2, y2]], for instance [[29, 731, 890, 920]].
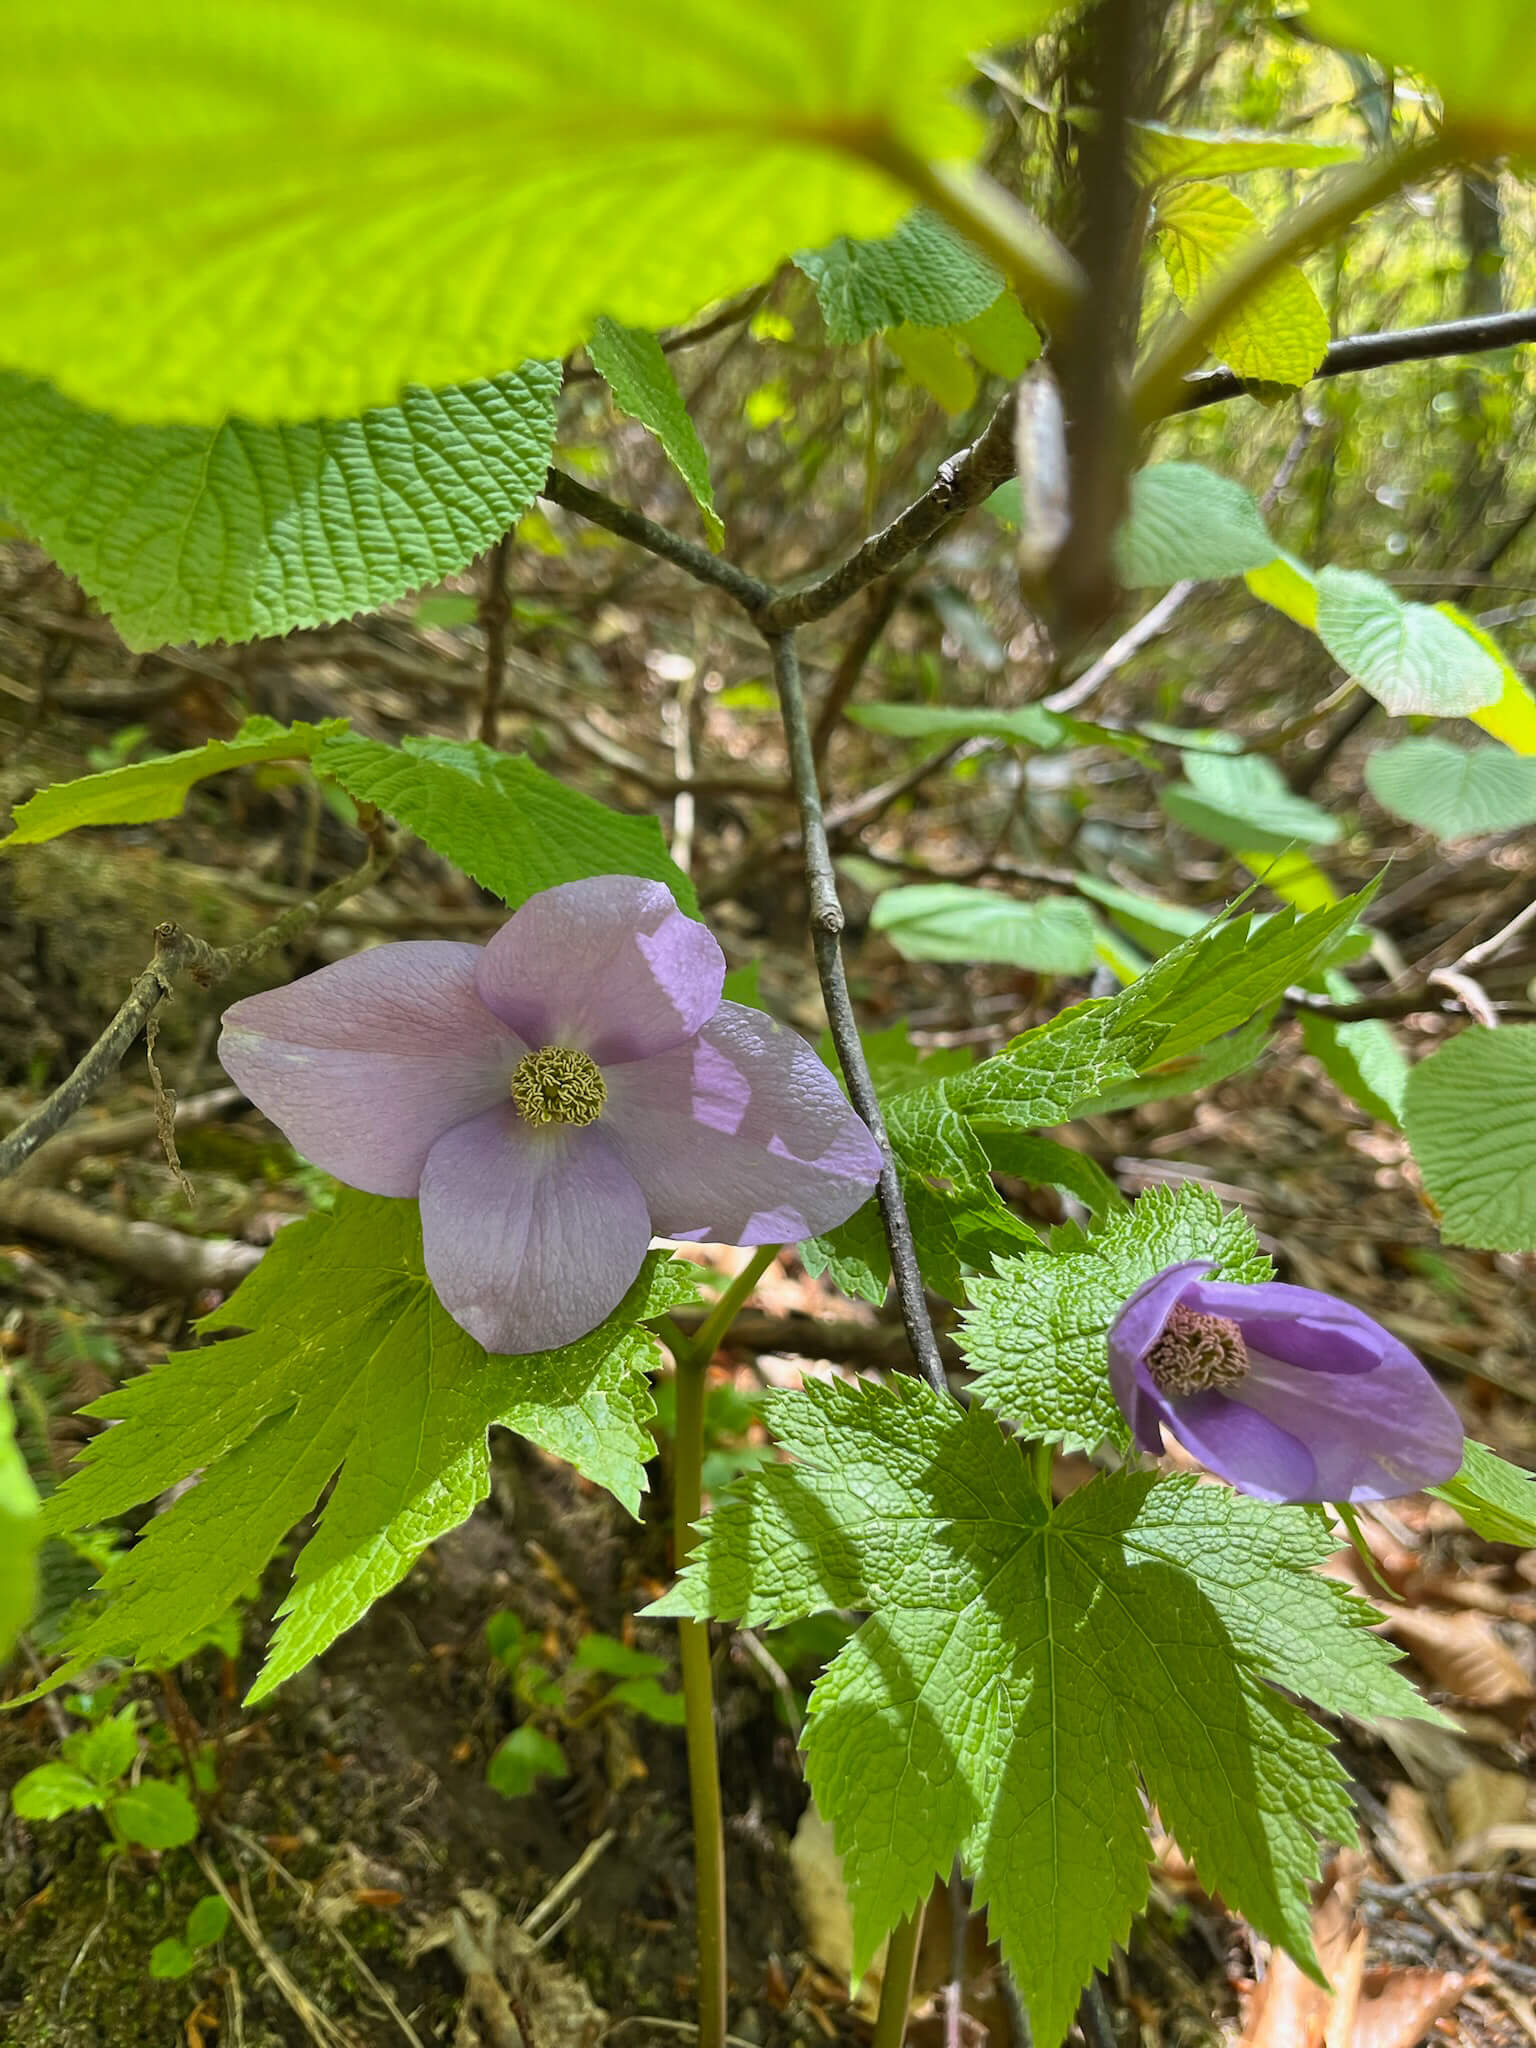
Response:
[[1155, 182, 1330, 388], [1131, 122, 1359, 186], [0, 0, 1055, 424], [1308, 1, 1536, 154], [0, 365, 560, 649]]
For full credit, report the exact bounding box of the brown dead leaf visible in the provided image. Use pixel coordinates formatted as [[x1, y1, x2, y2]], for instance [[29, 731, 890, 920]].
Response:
[[1446, 1763, 1532, 1860], [1241, 1855, 1471, 2048], [1381, 1606, 1535, 1705], [1384, 1784, 1444, 1880]]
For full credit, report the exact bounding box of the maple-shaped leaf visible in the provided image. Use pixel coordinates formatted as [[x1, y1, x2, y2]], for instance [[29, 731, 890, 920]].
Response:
[[653, 1375, 1437, 2046], [42, 1192, 695, 1700], [962, 1182, 1272, 1451]]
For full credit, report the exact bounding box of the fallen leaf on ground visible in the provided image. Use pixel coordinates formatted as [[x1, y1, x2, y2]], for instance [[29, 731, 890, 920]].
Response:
[[1381, 1606, 1534, 1706]]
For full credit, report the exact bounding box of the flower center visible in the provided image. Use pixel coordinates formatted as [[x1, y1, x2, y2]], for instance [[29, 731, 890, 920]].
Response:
[[510, 1046, 607, 1128], [1144, 1305, 1249, 1396]]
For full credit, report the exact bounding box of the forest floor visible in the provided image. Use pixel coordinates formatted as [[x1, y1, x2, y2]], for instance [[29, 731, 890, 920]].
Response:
[[1, 553, 1535, 2048]]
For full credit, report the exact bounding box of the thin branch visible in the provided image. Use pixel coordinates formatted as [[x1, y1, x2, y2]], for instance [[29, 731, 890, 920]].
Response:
[[539, 467, 770, 613], [0, 1184, 262, 1291], [756, 397, 1019, 633], [1285, 989, 1536, 1023], [477, 531, 513, 747], [0, 823, 395, 1182], [811, 576, 908, 763], [767, 631, 949, 1400], [1131, 134, 1452, 426], [9, 1086, 243, 1187], [666, 1306, 964, 1372], [1171, 304, 1536, 414]]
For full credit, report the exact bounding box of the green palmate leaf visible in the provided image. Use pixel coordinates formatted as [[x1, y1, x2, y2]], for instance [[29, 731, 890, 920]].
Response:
[[980, 1130, 1126, 1218], [870, 885, 1101, 972], [1109, 888, 1371, 1069], [1161, 749, 1341, 855], [1314, 569, 1505, 717], [69, 1707, 139, 1787], [849, 700, 1064, 746], [487, 1725, 569, 1800], [1114, 462, 1278, 587], [41, 1193, 685, 1701], [953, 293, 1041, 379], [1402, 1026, 1536, 1253], [963, 1182, 1271, 1449], [10, 1762, 104, 1821], [317, 732, 697, 916], [1154, 182, 1330, 387], [653, 1376, 1431, 2044], [796, 209, 1004, 345], [2, 716, 345, 847], [886, 323, 979, 413], [0, 1, 1051, 424], [586, 320, 722, 547], [1430, 1441, 1536, 1548], [110, 1780, 200, 1849], [1365, 737, 1536, 838], [1, 1382, 41, 1662], [1307, 1, 1536, 153], [1300, 969, 1408, 1128], [1129, 121, 1360, 185], [0, 365, 560, 650]]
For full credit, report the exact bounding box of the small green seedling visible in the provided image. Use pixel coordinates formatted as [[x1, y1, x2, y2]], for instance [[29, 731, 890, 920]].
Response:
[[149, 1892, 231, 1980], [483, 1617, 686, 1799], [10, 1704, 200, 1852]]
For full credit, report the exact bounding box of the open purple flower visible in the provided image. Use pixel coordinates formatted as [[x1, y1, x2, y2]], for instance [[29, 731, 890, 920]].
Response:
[[1109, 1261, 1463, 1504], [218, 875, 882, 1356]]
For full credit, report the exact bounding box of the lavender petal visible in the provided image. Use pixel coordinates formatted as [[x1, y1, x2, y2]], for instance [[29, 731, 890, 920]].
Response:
[[602, 1002, 883, 1245], [475, 875, 723, 1065], [219, 942, 520, 1196], [418, 1106, 652, 1355]]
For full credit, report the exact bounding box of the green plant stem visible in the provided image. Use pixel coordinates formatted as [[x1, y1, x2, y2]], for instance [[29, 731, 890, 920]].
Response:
[[1130, 134, 1452, 428], [872, 1906, 926, 2048], [664, 1242, 779, 2048], [865, 138, 1087, 340]]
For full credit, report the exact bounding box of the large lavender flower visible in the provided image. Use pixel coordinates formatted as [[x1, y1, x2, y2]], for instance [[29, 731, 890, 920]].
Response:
[[218, 875, 882, 1355], [1108, 1261, 1463, 1503]]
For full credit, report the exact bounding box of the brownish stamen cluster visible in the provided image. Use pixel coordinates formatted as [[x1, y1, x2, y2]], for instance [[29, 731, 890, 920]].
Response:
[[1143, 1304, 1249, 1397]]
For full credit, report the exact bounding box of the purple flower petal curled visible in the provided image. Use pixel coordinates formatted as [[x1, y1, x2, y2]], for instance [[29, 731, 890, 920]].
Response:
[[603, 1002, 884, 1245], [219, 942, 520, 1196], [1108, 1261, 1464, 1504], [418, 1107, 653, 1355], [474, 875, 723, 1065]]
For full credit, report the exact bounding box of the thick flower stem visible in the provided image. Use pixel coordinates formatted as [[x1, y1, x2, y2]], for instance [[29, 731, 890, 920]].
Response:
[[871, 1907, 926, 2048], [664, 1243, 779, 2048]]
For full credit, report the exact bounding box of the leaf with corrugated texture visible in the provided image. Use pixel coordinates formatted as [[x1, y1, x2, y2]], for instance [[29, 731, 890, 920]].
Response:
[[871, 885, 1101, 972], [1403, 1026, 1536, 1253], [1155, 182, 1330, 387], [1131, 122, 1360, 185], [1116, 461, 1278, 586], [797, 209, 1003, 344], [1160, 750, 1341, 855], [0, 0, 1054, 423], [1366, 738, 1536, 838], [0, 365, 560, 649], [1315, 569, 1505, 717]]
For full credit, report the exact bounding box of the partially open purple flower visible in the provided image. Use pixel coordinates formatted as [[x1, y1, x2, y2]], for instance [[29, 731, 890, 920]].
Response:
[[218, 875, 882, 1356], [1108, 1261, 1463, 1503]]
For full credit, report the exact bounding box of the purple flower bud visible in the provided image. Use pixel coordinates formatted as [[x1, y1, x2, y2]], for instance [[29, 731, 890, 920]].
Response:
[[218, 875, 882, 1356], [1108, 1261, 1463, 1504]]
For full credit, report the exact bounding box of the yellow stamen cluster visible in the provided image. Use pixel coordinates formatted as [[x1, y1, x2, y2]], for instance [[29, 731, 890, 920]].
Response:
[[510, 1045, 607, 1128]]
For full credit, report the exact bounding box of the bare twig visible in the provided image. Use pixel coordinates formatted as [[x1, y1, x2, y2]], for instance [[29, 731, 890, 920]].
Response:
[[0, 1185, 263, 1291], [540, 468, 770, 613], [564, 283, 771, 383], [0, 826, 395, 1183], [767, 632, 948, 1399], [666, 1305, 963, 1372], [756, 398, 1019, 634], [478, 532, 513, 747], [1172, 304, 1536, 415]]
